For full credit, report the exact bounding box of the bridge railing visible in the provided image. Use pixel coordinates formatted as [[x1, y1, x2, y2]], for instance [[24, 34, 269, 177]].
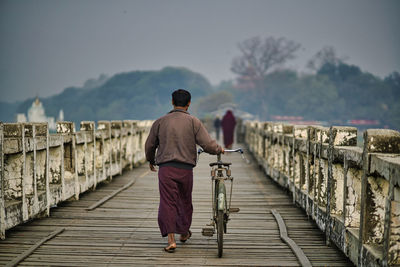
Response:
[[0, 120, 152, 240], [244, 121, 400, 267]]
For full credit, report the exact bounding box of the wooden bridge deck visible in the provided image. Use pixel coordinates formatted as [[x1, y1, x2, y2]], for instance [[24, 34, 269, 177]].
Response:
[[0, 150, 353, 266]]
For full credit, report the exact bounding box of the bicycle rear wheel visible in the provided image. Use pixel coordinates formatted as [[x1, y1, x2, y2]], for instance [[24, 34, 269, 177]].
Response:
[[217, 210, 224, 257]]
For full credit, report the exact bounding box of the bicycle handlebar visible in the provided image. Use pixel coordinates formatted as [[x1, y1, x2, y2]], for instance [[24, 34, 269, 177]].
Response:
[[197, 147, 251, 164], [224, 148, 243, 153], [197, 148, 243, 154]]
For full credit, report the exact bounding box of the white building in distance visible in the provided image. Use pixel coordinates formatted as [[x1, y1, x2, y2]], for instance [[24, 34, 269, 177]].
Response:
[[16, 97, 63, 131]]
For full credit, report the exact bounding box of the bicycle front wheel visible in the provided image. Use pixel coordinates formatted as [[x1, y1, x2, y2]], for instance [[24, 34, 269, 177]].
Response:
[[217, 210, 224, 257]]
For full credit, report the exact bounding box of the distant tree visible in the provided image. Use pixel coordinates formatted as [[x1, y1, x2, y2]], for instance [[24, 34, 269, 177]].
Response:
[[230, 36, 301, 118], [285, 74, 343, 120], [231, 36, 301, 82], [192, 91, 234, 117], [384, 71, 400, 89], [307, 46, 348, 71], [256, 70, 298, 118], [317, 62, 362, 90], [14, 67, 212, 124], [215, 80, 234, 92], [82, 74, 109, 89]]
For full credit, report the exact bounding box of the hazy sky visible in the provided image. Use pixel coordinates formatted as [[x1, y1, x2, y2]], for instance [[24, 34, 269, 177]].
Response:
[[1, 0, 399, 102]]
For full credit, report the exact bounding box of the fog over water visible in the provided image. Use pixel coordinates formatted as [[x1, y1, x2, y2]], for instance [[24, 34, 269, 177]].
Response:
[[0, 0, 399, 102]]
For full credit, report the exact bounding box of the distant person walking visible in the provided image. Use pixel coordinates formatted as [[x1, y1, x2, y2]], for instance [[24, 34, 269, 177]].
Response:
[[214, 116, 221, 141], [145, 89, 223, 253], [221, 110, 236, 149]]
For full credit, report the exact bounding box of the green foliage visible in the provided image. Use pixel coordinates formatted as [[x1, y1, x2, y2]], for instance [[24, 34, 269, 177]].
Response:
[[222, 63, 400, 130], [2, 63, 399, 131], [316, 64, 399, 128], [9, 67, 211, 127], [192, 90, 234, 117], [286, 74, 343, 120]]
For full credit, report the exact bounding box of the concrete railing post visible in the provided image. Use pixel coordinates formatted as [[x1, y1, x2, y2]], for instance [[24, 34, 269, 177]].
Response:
[[131, 121, 140, 167], [307, 126, 315, 219], [0, 122, 4, 239], [123, 120, 139, 169], [45, 122, 50, 216], [56, 122, 76, 200], [359, 129, 400, 266], [326, 126, 357, 246], [111, 121, 123, 175], [98, 121, 112, 181], [80, 121, 96, 190], [244, 121, 400, 266], [0, 119, 152, 240], [293, 125, 307, 209]]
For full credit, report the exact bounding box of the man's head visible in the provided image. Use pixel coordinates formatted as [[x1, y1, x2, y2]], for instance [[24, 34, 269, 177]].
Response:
[[172, 89, 191, 108]]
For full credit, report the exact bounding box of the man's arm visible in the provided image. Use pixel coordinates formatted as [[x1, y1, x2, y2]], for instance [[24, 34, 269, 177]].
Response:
[[145, 122, 159, 171], [194, 119, 223, 154]]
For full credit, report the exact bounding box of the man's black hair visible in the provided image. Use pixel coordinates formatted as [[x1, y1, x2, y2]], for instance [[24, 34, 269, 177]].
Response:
[[172, 89, 191, 107]]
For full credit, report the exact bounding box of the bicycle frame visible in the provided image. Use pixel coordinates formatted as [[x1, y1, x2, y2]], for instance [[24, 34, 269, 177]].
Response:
[[211, 154, 233, 228], [198, 148, 243, 257]]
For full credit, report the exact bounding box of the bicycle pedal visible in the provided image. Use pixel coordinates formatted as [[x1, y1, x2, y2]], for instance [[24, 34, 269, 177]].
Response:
[[202, 227, 214, 237], [229, 207, 240, 213]]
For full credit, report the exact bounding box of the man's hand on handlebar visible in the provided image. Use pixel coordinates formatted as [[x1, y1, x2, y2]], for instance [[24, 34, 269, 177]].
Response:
[[149, 163, 157, 172]]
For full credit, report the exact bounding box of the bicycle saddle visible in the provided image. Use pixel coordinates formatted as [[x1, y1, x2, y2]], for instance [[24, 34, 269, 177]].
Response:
[[209, 162, 231, 167]]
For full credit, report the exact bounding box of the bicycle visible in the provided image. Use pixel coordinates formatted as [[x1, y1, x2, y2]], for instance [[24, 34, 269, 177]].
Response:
[[198, 148, 244, 258]]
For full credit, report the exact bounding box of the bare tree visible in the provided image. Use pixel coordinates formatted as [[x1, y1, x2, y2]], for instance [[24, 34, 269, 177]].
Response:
[[307, 46, 348, 71], [231, 36, 301, 80]]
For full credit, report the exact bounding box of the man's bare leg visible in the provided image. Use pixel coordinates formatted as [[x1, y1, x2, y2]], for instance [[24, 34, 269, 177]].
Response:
[[164, 233, 177, 252], [180, 230, 192, 242], [168, 233, 176, 245]]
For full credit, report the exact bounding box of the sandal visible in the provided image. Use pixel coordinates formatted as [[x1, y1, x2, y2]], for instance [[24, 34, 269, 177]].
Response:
[[164, 243, 176, 253], [180, 230, 192, 243]]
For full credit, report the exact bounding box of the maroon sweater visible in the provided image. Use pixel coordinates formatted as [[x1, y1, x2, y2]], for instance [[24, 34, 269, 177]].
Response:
[[145, 109, 222, 167]]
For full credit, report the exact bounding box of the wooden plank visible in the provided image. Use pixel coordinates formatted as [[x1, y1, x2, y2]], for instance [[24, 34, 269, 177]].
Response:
[[271, 209, 312, 267], [5, 228, 65, 267], [86, 170, 149, 210]]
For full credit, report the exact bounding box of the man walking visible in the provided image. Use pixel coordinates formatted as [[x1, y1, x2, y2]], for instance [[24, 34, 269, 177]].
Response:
[[145, 89, 223, 253], [214, 116, 221, 140], [221, 110, 236, 149]]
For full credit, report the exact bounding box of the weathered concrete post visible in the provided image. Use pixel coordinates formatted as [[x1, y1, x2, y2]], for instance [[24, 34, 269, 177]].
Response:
[[131, 121, 140, 167], [111, 121, 123, 175], [244, 121, 399, 266], [359, 129, 400, 266], [386, 167, 400, 266], [96, 122, 106, 182], [307, 126, 314, 218], [123, 120, 134, 170], [32, 123, 47, 216], [263, 122, 270, 175], [0, 120, 152, 240], [98, 121, 112, 181], [291, 126, 296, 205], [293, 125, 307, 208], [45, 122, 50, 216], [326, 126, 357, 246], [80, 121, 96, 189], [57, 122, 76, 200], [0, 122, 5, 239], [326, 126, 334, 245], [282, 125, 293, 188], [262, 123, 266, 161], [21, 123, 28, 221]]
